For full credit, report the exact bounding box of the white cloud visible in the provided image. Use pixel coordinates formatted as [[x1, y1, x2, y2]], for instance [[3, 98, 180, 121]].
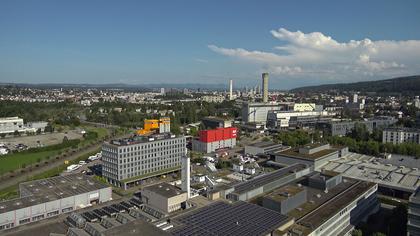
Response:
[[194, 58, 209, 63], [208, 28, 420, 81]]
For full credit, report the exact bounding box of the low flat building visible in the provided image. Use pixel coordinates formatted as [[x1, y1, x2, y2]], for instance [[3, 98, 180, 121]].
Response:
[[317, 116, 397, 136], [262, 185, 307, 215], [382, 127, 420, 144], [169, 201, 293, 236], [273, 143, 348, 170], [0, 117, 24, 134], [267, 110, 332, 129], [408, 186, 420, 236], [241, 101, 290, 124], [141, 183, 187, 214], [0, 174, 112, 231], [225, 163, 312, 201], [201, 95, 225, 103], [283, 178, 379, 236], [244, 141, 287, 155], [321, 152, 420, 195]]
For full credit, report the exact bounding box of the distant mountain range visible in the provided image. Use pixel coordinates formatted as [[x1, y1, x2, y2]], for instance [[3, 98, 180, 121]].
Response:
[[0, 82, 227, 90], [291, 75, 420, 94]]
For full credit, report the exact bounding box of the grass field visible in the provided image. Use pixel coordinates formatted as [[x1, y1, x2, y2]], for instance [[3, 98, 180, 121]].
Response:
[[0, 150, 60, 176], [0, 125, 109, 176], [0, 148, 101, 200]]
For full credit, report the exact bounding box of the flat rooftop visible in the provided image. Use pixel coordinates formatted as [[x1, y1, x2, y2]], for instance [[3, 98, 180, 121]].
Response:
[[246, 141, 283, 148], [143, 183, 185, 198], [287, 178, 357, 220], [274, 147, 339, 160], [384, 127, 420, 132], [232, 163, 308, 195], [107, 133, 182, 146], [170, 201, 290, 236], [322, 152, 420, 192], [0, 174, 110, 214], [264, 185, 305, 202], [202, 116, 231, 122], [296, 181, 375, 232], [103, 219, 170, 236]]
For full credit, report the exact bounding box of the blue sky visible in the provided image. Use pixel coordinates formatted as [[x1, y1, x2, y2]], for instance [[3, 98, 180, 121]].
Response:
[[1, 0, 420, 89]]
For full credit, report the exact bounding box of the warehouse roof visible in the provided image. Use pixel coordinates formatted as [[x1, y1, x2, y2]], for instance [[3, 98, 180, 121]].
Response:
[[274, 146, 339, 160], [264, 185, 306, 202], [232, 163, 308, 195], [142, 182, 185, 198], [103, 219, 170, 236], [0, 174, 110, 214], [170, 201, 290, 236], [246, 141, 282, 149], [295, 181, 376, 233]]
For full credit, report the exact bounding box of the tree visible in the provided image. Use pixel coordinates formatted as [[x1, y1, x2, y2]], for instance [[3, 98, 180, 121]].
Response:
[[372, 232, 386, 236], [44, 124, 54, 133], [36, 128, 42, 135], [349, 123, 369, 141], [351, 229, 363, 236], [13, 130, 20, 137]]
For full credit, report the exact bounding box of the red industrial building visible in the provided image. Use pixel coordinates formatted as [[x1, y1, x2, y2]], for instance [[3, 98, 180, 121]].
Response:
[[192, 127, 237, 153]]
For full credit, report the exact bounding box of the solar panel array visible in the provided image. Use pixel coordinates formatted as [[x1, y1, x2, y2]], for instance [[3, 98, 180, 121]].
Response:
[[171, 201, 288, 236]]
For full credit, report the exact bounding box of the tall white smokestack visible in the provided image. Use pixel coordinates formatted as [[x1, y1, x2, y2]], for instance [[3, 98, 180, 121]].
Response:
[[229, 79, 233, 100], [181, 154, 191, 198], [262, 73, 269, 103]]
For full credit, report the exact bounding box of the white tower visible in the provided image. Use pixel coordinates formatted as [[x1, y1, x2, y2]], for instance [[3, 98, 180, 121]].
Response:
[[229, 79, 233, 100], [181, 154, 191, 198], [353, 94, 358, 103]]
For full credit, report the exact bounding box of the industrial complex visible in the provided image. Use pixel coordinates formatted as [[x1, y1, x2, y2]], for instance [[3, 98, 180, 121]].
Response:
[[0, 174, 112, 231]]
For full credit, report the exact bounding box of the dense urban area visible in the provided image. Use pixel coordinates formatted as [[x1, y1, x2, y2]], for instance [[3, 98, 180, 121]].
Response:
[[0, 73, 419, 236]]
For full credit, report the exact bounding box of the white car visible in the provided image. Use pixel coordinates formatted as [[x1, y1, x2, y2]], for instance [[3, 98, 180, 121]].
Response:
[[79, 161, 87, 165]]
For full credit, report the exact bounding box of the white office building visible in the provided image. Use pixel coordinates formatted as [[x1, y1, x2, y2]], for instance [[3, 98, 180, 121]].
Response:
[[102, 133, 186, 189], [382, 127, 420, 144]]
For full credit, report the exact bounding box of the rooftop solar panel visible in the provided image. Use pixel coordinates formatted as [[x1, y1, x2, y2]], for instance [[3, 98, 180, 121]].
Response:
[[170, 201, 288, 236]]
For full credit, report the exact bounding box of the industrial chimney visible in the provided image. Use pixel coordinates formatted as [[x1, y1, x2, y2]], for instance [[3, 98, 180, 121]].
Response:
[[181, 154, 191, 198], [262, 73, 269, 103], [229, 79, 233, 100]]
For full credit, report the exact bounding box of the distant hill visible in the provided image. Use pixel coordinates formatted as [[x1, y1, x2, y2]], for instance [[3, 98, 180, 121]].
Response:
[[290, 75, 420, 94], [0, 82, 227, 90]]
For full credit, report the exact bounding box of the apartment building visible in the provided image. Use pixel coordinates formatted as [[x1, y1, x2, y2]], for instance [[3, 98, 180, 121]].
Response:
[[382, 127, 420, 144]]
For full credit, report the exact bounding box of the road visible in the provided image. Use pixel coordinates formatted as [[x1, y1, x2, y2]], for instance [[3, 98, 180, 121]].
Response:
[[0, 131, 132, 192], [0, 143, 102, 191]]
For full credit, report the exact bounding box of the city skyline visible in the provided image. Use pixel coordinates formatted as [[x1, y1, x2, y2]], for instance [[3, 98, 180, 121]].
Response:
[[1, 0, 420, 89]]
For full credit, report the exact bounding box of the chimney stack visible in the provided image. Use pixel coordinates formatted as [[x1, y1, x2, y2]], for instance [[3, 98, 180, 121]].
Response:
[[262, 73, 269, 103], [229, 79, 233, 100]]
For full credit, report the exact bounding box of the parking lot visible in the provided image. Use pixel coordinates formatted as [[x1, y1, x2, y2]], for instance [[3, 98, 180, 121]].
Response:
[[0, 130, 83, 151]]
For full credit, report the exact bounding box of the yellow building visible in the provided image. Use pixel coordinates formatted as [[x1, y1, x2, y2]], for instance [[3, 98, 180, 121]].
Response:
[[137, 117, 171, 135]]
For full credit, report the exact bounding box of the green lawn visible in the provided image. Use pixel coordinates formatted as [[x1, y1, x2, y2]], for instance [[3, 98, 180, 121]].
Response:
[[82, 125, 109, 139], [0, 125, 108, 176], [0, 150, 60, 176], [0, 149, 101, 200]]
